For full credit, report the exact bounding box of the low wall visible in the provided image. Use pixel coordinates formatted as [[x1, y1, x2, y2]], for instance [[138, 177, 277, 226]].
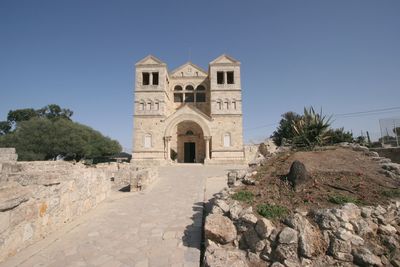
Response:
[[371, 147, 400, 164], [0, 161, 112, 262], [0, 160, 158, 263]]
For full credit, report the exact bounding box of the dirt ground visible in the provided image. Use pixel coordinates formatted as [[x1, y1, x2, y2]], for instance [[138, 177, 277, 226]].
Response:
[[239, 147, 400, 214]]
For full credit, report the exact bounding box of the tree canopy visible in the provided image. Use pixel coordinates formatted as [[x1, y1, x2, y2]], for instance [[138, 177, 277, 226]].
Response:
[[271, 107, 354, 148], [0, 105, 121, 161]]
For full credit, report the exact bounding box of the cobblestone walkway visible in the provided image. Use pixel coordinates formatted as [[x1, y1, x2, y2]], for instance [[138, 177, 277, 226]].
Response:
[[1, 165, 239, 267]]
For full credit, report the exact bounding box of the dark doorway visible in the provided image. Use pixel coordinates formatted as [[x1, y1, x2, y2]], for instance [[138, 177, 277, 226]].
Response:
[[184, 142, 196, 163]]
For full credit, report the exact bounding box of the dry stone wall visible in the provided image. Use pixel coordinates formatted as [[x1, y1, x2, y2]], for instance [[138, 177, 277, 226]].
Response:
[[0, 155, 158, 263], [205, 190, 400, 267]]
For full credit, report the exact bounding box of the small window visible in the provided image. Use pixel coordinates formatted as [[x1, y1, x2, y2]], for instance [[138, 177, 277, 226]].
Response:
[[227, 71, 234, 84], [155, 102, 159, 110], [223, 133, 231, 147], [144, 134, 152, 148], [196, 93, 206, 102], [174, 93, 183, 102], [152, 72, 159, 85], [196, 85, 206, 91], [139, 102, 144, 111], [217, 101, 222, 110], [185, 93, 194, 102], [224, 101, 229, 110], [142, 72, 150, 85], [232, 101, 237, 109], [174, 85, 183, 91], [147, 102, 152, 110], [186, 130, 194, 136], [185, 85, 194, 91], [217, 71, 224, 84]]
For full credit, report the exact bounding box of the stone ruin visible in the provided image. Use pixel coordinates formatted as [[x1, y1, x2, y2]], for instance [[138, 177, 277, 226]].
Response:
[[0, 148, 158, 263]]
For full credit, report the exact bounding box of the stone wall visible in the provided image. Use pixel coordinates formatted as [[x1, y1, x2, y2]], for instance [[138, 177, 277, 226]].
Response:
[[0, 160, 158, 263], [371, 147, 400, 164], [205, 190, 400, 267]]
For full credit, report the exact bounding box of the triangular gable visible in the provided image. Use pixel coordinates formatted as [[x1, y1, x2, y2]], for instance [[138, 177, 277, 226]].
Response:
[[168, 104, 212, 121], [209, 54, 240, 65], [136, 55, 166, 66], [169, 62, 208, 78]]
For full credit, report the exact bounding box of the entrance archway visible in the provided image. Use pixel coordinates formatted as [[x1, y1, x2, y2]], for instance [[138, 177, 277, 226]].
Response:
[[174, 121, 204, 163], [164, 113, 211, 163]]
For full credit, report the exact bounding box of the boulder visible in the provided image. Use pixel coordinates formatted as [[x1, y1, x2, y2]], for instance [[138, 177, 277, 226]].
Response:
[[240, 213, 258, 225], [287, 160, 310, 190], [205, 245, 249, 267], [229, 202, 243, 221], [274, 243, 299, 263], [243, 228, 265, 252], [285, 213, 326, 258], [328, 237, 352, 262], [350, 218, 377, 237], [352, 247, 382, 267], [215, 199, 230, 214], [334, 228, 364, 246], [378, 224, 397, 235], [313, 209, 340, 230], [255, 218, 276, 239], [278, 227, 298, 245], [205, 214, 237, 244], [381, 163, 400, 175]]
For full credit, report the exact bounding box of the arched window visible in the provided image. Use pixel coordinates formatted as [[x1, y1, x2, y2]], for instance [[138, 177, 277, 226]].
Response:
[[196, 85, 206, 91], [139, 101, 145, 111], [174, 85, 183, 91], [223, 133, 231, 147], [185, 85, 194, 91], [217, 100, 222, 110], [146, 100, 152, 110], [154, 101, 160, 110], [224, 100, 229, 110], [144, 134, 152, 148], [232, 100, 237, 110]]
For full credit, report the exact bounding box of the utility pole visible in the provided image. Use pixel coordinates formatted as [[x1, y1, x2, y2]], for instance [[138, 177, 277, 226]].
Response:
[[394, 120, 399, 147]]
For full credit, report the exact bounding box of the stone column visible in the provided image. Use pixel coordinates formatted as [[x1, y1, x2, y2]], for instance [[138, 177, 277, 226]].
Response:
[[164, 136, 172, 160], [204, 136, 211, 160]]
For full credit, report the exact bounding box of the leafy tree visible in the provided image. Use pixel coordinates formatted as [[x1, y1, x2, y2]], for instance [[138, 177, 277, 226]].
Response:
[[0, 121, 11, 135], [37, 104, 73, 120], [271, 112, 301, 146], [0, 117, 121, 161], [5, 104, 73, 132], [326, 128, 353, 144], [7, 108, 38, 127]]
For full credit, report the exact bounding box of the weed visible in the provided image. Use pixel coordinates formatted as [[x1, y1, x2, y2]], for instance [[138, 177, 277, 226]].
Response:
[[257, 203, 288, 219], [328, 194, 362, 205], [382, 189, 400, 198], [232, 190, 254, 204]]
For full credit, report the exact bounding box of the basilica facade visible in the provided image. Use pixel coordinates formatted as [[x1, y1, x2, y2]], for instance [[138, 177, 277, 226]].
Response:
[[132, 54, 245, 165]]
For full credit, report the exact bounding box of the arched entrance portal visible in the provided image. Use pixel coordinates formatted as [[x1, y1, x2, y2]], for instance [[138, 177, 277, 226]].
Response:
[[173, 121, 204, 163], [164, 113, 211, 163]]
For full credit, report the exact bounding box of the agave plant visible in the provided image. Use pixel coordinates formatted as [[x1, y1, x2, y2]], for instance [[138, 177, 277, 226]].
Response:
[[291, 107, 332, 148]]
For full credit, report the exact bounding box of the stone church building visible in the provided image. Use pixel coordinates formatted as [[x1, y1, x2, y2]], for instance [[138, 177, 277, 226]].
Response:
[[132, 54, 245, 165]]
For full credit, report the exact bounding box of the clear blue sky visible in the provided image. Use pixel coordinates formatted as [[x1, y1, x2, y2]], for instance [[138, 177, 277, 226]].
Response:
[[1, 0, 400, 151]]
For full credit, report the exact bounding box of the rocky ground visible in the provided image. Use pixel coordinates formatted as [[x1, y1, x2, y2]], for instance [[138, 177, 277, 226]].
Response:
[[204, 144, 400, 267]]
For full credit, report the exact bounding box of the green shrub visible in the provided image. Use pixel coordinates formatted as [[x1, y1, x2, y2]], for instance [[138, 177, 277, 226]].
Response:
[[232, 191, 254, 204], [326, 128, 354, 144], [382, 189, 400, 198], [257, 204, 288, 219], [292, 107, 332, 148], [328, 194, 361, 205]]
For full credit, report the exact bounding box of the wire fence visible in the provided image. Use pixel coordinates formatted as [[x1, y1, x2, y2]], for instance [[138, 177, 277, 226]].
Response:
[[379, 118, 400, 147]]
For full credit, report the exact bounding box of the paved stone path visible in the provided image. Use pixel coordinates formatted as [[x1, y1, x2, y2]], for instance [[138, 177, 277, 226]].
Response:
[[1, 165, 242, 267]]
